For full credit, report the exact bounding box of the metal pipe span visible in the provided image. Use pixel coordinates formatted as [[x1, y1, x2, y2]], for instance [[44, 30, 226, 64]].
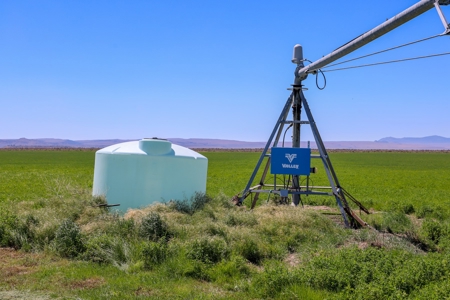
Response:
[[296, 0, 439, 81]]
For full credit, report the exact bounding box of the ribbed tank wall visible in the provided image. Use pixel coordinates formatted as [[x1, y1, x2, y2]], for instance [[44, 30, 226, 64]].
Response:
[[92, 139, 208, 212]]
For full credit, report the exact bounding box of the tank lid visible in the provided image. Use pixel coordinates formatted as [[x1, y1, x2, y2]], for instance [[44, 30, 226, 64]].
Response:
[[139, 138, 173, 155]]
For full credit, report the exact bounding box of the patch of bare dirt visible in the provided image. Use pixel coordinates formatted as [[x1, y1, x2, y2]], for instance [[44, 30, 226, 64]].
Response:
[[303, 205, 335, 211], [356, 241, 383, 250], [0, 248, 41, 283], [68, 277, 105, 290], [0, 248, 29, 260], [0, 248, 86, 298], [2, 266, 30, 278], [284, 253, 300, 267], [0, 291, 54, 300]]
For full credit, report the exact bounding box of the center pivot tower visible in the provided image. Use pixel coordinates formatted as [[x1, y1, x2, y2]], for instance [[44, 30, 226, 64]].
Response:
[[236, 0, 450, 228], [236, 45, 368, 228]]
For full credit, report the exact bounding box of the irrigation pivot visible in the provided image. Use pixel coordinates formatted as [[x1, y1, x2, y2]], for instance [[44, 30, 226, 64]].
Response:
[[236, 0, 450, 228]]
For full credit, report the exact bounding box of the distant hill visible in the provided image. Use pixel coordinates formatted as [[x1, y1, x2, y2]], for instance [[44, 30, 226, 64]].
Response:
[[0, 138, 132, 149], [376, 135, 450, 144], [167, 138, 269, 149], [1, 136, 449, 150]]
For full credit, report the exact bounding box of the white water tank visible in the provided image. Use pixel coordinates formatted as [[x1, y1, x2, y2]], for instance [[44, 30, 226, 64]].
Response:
[[92, 138, 208, 212]]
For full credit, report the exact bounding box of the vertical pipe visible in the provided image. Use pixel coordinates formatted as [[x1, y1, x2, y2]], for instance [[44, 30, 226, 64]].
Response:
[[291, 88, 302, 206]]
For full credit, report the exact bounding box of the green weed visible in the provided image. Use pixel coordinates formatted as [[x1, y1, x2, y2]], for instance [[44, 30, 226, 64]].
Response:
[[82, 234, 130, 267], [52, 219, 85, 258], [235, 238, 263, 265], [142, 240, 170, 269], [186, 236, 229, 264], [249, 260, 292, 298], [138, 212, 170, 242], [168, 192, 212, 215]]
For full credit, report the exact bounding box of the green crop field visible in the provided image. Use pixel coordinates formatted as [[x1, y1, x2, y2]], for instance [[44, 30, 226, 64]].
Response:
[[1, 149, 450, 299]]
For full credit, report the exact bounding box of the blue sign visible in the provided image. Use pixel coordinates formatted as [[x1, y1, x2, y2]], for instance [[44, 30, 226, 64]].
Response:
[[271, 147, 311, 175]]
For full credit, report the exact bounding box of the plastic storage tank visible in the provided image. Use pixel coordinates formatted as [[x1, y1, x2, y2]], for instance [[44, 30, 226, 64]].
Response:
[[92, 138, 208, 212]]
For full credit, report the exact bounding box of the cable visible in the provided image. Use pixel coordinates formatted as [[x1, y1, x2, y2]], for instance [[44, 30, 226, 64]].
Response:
[[282, 123, 293, 147], [322, 51, 450, 72], [315, 69, 326, 90], [322, 34, 442, 69], [301, 58, 327, 90], [281, 124, 292, 193]]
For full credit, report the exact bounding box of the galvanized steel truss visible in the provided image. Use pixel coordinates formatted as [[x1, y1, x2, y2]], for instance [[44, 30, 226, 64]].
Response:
[[237, 0, 449, 228], [237, 86, 368, 228]]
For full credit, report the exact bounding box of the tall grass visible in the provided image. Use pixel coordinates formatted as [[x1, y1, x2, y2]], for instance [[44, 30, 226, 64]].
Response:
[[2, 150, 450, 299], [4, 185, 449, 298]]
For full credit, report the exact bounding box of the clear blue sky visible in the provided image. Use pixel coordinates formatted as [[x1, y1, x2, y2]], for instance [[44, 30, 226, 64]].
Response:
[[1, 1, 449, 141]]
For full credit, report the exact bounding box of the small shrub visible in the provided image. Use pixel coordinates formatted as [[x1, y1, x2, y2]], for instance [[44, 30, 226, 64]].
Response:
[[0, 224, 5, 246], [286, 231, 307, 253], [367, 212, 412, 234], [169, 192, 212, 215], [170, 199, 191, 214], [224, 214, 238, 226], [200, 208, 216, 221], [0, 212, 19, 247], [142, 240, 169, 269], [158, 250, 193, 279], [215, 193, 234, 209], [34, 224, 58, 249], [184, 260, 210, 281], [187, 237, 229, 264], [53, 219, 85, 258], [421, 219, 443, 244], [250, 261, 292, 298], [382, 212, 412, 234], [224, 212, 258, 227], [25, 214, 39, 227], [0, 212, 36, 251], [83, 235, 111, 264], [190, 192, 212, 212], [236, 239, 263, 265], [402, 203, 415, 215], [83, 234, 131, 268], [139, 212, 170, 242], [365, 213, 384, 231], [208, 255, 251, 285], [415, 205, 447, 220], [108, 218, 136, 240], [416, 205, 435, 219], [205, 224, 228, 240]]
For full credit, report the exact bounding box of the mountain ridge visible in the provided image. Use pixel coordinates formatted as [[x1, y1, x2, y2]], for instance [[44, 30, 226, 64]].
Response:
[[376, 135, 450, 144], [1, 136, 449, 150]]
